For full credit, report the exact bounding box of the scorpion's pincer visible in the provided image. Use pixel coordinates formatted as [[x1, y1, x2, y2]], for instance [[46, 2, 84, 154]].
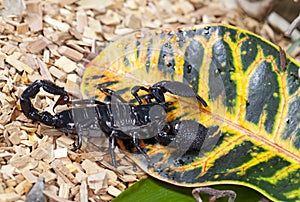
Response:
[[53, 94, 70, 112]]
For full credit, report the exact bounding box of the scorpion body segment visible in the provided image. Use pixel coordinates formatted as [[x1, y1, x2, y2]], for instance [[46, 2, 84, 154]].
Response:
[[21, 80, 208, 167]]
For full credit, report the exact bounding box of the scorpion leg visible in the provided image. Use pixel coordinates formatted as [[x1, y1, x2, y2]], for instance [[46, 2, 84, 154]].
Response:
[[144, 94, 153, 103], [72, 129, 82, 151], [109, 130, 118, 167], [131, 85, 152, 104], [132, 133, 150, 163], [131, 86, 173, 107], [72, 117, 101, 151], [98, 87, 127, 103], [97, 88, 128, 130]]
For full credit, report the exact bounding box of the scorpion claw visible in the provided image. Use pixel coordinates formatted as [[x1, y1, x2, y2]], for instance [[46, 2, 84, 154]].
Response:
[[21, 80, 70, 124], [53, 94, 70, 112], [132, 81, 208, 107]]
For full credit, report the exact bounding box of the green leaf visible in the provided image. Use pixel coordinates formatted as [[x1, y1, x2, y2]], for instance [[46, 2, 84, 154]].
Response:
[[113, 178, 194, 202], [113, 178, 264, 202]]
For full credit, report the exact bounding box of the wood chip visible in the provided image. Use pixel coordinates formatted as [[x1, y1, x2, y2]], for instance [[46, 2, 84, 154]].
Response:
[[10, 155, 38, 170], [15, 180, 32, 196], [59, 183, 71, 199], [83, 27, 99, 40], [0, 193, 20, 201], [66, 73, 80, 83], [70, 185, 80, 198], [51, 159, 78, 185], [21, 169, 38, 184], [26, 37, 49, 54], [36, 58, 53, 81], [65, 80, 82, 98], [77, 0, 114, 12], [56, 135, 74, 148], [125, 0, 138, 10], [174, 0, 194, 15], [43, 190, 73, 202], [100, 194, 114, 201], [57, 46, 84, 61], [49, 65, 67, 80], [268, 12, 300, 41], [44, 15, 70, 32], [79, 180, 88, 202], [54, 147, 68, 159], [6, 54, 35, 74], [30, 147, 49, 160], [125, 14, 142, 29], [87, 172, 108, 194], [26, 1, 42, 15], [59, 0, 80, 7], [48, 44, 60, 57], [48, 31, 72, 45], [0, 164, 16, 180], [0, 52, 6, 68], [79, 151, 105, 162], [88, 17, 103, 33], [41, 170, 57, 183], [25, 13, 43, 33], [118, 174, 137, 182], [54, 56, 77, 73], [8, 131, 21, 145], [1, 44, 18, 55], [107, 185, 122, 197], [68, 28, 82, 40], [76, 9, 87, 33], [114, 27, 134, 36], [100, 10, 121, 25], [66, 40, 89, 54], [16, 23, 29, 35], [142, 19, 162, 29], [81, 159, 104, 175], [105, 169, 118, 182]]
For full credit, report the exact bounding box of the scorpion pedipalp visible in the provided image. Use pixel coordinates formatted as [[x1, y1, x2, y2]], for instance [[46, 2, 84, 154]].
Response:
[[20, 80, 69, 125], [53, 94, 71, 112], [131, 80, 208, 107]]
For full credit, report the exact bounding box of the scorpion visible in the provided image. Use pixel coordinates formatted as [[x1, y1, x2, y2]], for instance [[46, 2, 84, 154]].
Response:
[[20, 80, 208, 167]]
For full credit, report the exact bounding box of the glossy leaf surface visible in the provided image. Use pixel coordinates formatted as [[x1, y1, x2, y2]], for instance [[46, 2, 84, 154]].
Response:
[[113, 177, 264, 202], [82, 24, 300, 202]]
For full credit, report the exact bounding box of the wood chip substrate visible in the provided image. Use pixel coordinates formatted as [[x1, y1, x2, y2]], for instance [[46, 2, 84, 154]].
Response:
[[0, 0, 298, 201]]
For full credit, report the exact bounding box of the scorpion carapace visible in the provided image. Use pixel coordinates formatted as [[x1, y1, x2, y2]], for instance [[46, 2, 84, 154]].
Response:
[[21, 80, 208, 167]]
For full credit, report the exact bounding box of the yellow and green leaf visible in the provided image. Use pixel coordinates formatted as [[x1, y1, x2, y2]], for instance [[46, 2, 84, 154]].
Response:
[[82, 24, 300, 202]]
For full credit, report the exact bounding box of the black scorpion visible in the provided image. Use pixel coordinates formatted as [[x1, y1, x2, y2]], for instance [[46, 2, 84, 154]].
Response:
[[20, 80, 208, 166]]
